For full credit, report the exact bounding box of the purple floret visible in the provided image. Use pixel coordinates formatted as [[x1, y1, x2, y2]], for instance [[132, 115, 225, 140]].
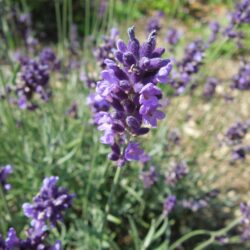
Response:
[[0, 165, 13, 191], [124, 142, 145, 161], [163, 195, 176, 215]]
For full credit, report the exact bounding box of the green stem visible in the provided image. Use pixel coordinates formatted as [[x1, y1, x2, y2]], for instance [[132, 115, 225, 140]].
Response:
[[63, 0, 68, 51], [83, 0, 91, 56], [55, 0, 62, 56], [83, 134, 99, 219], [100, 166, 123, 247], [170, 218, 241, 250], [194, 218, 241, 250], [0, 185, 12, 224], [169, 230, 211, 250]]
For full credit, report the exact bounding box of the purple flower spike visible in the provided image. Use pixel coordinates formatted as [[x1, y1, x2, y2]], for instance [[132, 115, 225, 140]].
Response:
[[94, 26, 172, 166], [169, 39, 205, 94], [203, 77, 218, 100], [231, 145, 250, 162], [240, 202, 250, 241], [0, 165, 13, 191], [181, 199, 208, 212], [5, 228, 20, 249], [23, 176, 74, 226], [147, 12, 164, 33], [232, 62, 250, 91], [225, 122, 248, 144], [163, 195, 176, 215], [16, 54, 53, 110], [94, 28, 119, 69], [140, 166, 158, 188], [224, 0, 250, 47], [165, 162, 189, 186], [165, 28, 180, 46], [208, 22, 220, 44]]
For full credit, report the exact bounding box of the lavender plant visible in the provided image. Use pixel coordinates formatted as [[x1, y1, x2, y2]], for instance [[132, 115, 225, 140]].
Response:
[[0, 176, 73, 250], [95, 26, 172, 166], [1, 1, 250, 250]]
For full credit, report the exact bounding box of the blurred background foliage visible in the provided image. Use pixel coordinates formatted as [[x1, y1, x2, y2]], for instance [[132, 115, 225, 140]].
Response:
[[0, 0, 234, 45]]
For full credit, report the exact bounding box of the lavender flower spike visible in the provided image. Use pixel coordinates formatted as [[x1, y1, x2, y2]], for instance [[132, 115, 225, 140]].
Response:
[[95, 26, 172, 165], [165, 162, 189, 186], [16, 57, 51, 110], [0, 165, 13, 191], [232, 62, 250, 91], [163, 195, 176, 215], [140, 166, 158, 188], [23, 176, 74, 226], [240, 202, 250, 241]]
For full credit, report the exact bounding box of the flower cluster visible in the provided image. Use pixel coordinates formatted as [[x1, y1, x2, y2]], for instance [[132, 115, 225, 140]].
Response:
[[225, 120, 250, 163], [240, 202, 250, 241], [165, 28, 180, 47], [229, 0, 250, 25], [94, 28, 119, 69], [224, 0, 250, 47], [180, 189, 219, 212], [208, 21, 220, 44], [23, 176, 74, 226], [16, 54, 52, 109], [231, 145, 250, 162], [147, 11, 164, 33], [232, 62, 250, 91], [0, 227, 62, 250], [163, 195, 176, 215], [66, 101, 78, 119], [140, 166, 158, 188], [0, 165, 13, 191], [181, 198, 208, 212], [203, 77, 218, 100], [13, 11, 38, 51], [0, 176, 73, 249], [95, 26, 172, 166], [170, 39, 205, 94], [69, 24, 80, 54], [165, 162, 189, 186], [147, 18, 161, 34], [39, 47, 58, 71], [225, 122, 248, 144], [168, 129, 181, 145]]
